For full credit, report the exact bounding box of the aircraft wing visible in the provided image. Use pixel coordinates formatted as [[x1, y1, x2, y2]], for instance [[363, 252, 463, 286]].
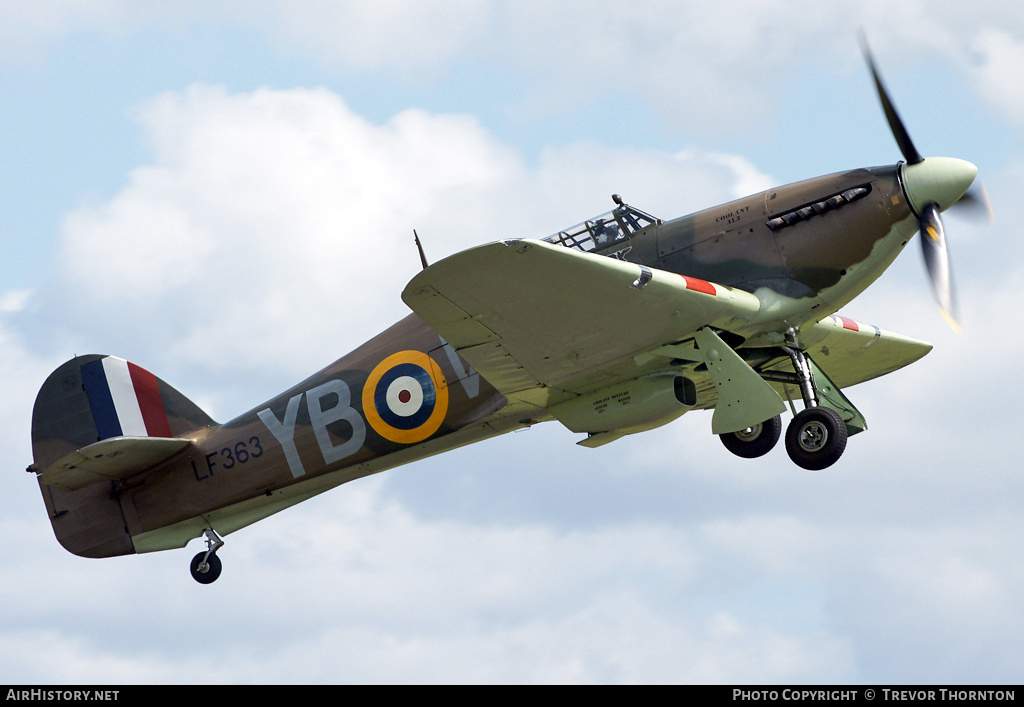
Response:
[[775, 314, 932, 389], [402, 238, 766, 409]]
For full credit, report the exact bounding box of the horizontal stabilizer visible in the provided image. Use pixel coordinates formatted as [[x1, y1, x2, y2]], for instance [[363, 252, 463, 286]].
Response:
[[38, 436, 193, 492]]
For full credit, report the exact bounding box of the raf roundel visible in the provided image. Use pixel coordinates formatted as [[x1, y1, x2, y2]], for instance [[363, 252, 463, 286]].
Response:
[[362, 351, 449, 444]]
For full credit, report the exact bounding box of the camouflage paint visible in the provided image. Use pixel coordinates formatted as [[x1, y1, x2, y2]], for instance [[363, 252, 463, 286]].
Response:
[[28, 161, 940, 559]]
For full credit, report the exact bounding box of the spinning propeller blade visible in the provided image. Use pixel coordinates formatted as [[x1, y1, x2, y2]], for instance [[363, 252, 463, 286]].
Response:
[[861, 38, 987, 331], [861, 40, 924, 166], [948, 181, 993, 223], [919, 203, 960, 331]]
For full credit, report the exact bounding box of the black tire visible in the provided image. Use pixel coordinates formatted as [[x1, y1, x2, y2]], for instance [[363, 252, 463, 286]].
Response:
[[190, 552, 223, 584], [719, 415, 782, 459], [785, 407, 847, 471]]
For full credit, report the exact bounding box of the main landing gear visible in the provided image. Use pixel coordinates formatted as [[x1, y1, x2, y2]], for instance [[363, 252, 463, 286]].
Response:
[[719, 415, 782, 459], [784, 406, 847, 471], [777, 343, 848, 471], [719, 335, 851, 471], [190, 528, 224, 584], [720, 407, 847, 472]]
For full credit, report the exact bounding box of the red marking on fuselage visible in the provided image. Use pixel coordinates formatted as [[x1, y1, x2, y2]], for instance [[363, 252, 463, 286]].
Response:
[[398, 390, 412, 404]]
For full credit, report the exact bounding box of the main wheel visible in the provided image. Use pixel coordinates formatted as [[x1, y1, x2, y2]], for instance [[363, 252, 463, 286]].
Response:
[[719, 415, 782, 459], [190, 552, 223, 584], [785, 407, 847, 471]]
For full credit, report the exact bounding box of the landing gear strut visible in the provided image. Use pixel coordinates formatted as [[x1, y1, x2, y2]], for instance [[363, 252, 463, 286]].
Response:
[[190, 528, 224, 584], [780, 335, 847, 471]]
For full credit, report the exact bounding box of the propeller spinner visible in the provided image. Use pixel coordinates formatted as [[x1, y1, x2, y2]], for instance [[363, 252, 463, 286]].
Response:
[[861, 39, 988, 331]]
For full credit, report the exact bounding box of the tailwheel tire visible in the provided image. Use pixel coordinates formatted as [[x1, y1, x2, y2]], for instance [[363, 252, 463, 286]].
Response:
[[720, 415, 782, 459], [785, 407, 847, 471], [190, 552, 223, 584]]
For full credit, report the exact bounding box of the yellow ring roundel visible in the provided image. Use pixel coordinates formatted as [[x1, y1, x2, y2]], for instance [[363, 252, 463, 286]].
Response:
[[362, 350, 449, 444]]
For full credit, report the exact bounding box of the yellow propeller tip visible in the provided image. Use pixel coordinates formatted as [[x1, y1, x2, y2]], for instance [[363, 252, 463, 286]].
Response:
[[938, 307, 962, 334]]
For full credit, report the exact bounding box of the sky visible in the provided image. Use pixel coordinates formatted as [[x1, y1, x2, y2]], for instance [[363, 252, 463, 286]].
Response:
[[1, 0, 1022, 685]]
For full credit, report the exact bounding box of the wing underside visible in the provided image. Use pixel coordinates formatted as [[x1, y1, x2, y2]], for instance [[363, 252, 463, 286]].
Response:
[[780, 314, 931, 389]]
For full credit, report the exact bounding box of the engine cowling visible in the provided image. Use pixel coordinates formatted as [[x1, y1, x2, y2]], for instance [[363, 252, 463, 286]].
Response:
[[549, 374, 698, 436]]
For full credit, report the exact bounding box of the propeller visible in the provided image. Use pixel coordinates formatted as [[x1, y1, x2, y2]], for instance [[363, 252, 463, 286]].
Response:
[[949, 180, 993, 222], [862, 43, 924, 166], [919, 202, 960, 332], [860, 37, 989, 331]]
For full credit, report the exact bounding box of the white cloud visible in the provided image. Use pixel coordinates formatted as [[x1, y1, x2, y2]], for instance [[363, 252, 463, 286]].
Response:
[[28, 83, 772, 417], [0, 1, 203, 67], [45, 86, 520, 400], [3, 1, 1022, 139], [969, 28, 1024, 127], [263, 0, 493, 77], [0, 290, 31, 313], [0, 474, 856, 684], [0, 2, 118, 65]]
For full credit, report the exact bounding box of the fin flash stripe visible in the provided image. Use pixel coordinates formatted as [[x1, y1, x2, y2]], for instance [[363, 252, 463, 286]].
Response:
[[81, 357, 172, 440]]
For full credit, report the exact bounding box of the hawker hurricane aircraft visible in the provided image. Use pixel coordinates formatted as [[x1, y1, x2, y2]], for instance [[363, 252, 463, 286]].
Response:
[[28, 47, 988, 582]]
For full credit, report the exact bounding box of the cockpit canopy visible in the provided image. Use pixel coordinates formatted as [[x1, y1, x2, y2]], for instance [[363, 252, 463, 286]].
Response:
[[542, 196, 661, 254]]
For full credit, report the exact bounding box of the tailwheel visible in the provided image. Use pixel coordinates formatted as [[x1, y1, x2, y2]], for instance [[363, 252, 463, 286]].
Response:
[[720, 415, 782, 459], [785, 407, 847, 471], [189, 528, 224, 584], [190, 552, 222, 584]]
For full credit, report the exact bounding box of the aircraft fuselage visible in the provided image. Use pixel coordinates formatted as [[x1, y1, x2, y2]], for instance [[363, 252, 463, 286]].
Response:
[[37, 162, 924, 558]]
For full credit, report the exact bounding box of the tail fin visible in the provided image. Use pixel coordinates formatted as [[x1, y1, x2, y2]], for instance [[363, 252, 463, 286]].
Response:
[[30, 355, 217, 558]]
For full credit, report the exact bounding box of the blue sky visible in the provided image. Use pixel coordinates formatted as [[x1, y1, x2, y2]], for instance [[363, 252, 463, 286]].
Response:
[[2, 1, 1023, 684]]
